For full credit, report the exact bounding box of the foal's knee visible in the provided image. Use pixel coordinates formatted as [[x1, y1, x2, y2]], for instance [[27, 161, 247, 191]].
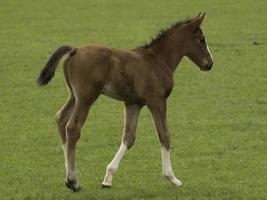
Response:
[[124, 137, 136, 149], [159, 132, 170, 150]]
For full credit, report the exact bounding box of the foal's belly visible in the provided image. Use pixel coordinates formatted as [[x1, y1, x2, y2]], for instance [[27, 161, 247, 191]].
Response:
[[101, 81, 141, 103], [102, 82, 124, 101]]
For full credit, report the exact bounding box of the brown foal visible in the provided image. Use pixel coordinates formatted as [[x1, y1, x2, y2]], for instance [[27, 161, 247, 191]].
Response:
[[37, 13, 213, 192]]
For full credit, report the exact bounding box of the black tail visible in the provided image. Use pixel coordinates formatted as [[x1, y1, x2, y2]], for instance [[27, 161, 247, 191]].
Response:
[[37, 46, 73, 86]]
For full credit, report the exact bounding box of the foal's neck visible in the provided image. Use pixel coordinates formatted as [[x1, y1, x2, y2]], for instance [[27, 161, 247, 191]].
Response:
[[151, 28, 186, 72]]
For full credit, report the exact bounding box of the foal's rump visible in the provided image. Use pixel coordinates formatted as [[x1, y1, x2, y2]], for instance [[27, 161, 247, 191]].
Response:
[[36, 45, 111, 89]]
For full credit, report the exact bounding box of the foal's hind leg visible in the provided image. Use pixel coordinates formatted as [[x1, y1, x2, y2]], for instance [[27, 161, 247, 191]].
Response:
[[55, 62, 75, 171], [65, 88, 100, 192], [55, 95, 75, 169], [102, 103, 142, 187]]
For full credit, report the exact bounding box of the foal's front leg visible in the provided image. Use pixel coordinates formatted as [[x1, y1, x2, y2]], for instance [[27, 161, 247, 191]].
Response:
[[148, 100, 182, 187], [102, 103, 141, 187]]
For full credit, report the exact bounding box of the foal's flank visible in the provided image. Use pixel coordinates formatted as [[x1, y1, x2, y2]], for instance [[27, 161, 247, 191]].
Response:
[[37, 13, 213, 192]]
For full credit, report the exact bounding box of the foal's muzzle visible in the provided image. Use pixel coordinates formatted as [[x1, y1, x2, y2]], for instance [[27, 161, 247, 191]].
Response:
[[201, 59, 213, 71], [204, 62, 213, 71]]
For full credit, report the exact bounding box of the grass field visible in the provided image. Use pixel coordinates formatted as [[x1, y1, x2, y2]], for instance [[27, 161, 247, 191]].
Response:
[[1, 0, 267, 199]]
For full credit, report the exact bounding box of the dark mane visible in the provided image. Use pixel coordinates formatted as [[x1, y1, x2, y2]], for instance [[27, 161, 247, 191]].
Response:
[[140, 18, 193, 49]]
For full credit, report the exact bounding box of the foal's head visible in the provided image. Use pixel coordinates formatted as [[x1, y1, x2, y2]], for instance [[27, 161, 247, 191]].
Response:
[[182, 13, 213, 71]]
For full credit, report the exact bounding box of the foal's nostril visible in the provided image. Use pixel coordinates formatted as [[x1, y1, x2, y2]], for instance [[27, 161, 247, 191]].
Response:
[[209, 62, 213, 68], [204, 62, 213, 70]]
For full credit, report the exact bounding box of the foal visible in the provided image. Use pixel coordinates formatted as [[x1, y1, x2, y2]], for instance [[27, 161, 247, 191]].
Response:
[[37, 13, 213, 192]]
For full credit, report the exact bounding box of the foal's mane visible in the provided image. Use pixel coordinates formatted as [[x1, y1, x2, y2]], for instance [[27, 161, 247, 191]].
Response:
[[140, 18, 193, 49]]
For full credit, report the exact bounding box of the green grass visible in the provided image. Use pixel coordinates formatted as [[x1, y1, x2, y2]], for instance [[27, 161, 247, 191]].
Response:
[[1, 0, 267, 199]]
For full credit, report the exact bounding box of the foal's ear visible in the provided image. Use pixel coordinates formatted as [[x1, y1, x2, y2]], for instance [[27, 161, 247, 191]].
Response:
[[189, 12, 206, 31]]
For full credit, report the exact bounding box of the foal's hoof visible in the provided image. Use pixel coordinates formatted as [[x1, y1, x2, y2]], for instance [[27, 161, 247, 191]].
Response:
[[101, 183, 112, 189], [168, 177, 182, 187], [65, 179, 81, 192], [164, 174, 182, 187]]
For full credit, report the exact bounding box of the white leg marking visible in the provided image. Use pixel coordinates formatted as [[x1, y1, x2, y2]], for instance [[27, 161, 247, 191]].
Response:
[[102, 143, 128, 186], [161, 146, 182, 186]]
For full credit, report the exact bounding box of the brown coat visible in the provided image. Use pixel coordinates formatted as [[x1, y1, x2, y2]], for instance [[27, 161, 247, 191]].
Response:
[[37, 13, 213, 192]]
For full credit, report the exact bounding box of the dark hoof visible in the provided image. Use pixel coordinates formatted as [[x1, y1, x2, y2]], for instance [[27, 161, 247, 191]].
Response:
[[101, 184, 112, 189], [65, 179, 81, 192]]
